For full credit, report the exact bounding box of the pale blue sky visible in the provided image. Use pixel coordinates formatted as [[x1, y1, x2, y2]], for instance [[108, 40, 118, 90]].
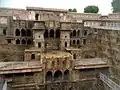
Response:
[[0, 0, 112, 15]]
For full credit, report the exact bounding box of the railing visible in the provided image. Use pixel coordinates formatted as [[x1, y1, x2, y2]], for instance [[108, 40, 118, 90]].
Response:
[[0, 61, 42, 70], [100, 73, 120, 90]]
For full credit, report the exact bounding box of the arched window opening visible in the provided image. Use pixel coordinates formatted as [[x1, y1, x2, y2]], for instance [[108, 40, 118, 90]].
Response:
[[27, 39, 32, 45], [56, 29, 60, 38], [44, 29, 48, 38], [84, 30, 87, 36], [83, 39, 86, 45], [73, 40, 75, 44], [54, 70, 62, 81], [65, 42, 67, 47], [77, 30, 80, 37], [73, 54, 76, 59], [15, 29, 20, 36], [31, 54, 35, 59], [21, 29, 26, 36], [27, 29, 32, 36], [22, 39, 26, 45], [46, 71, 52, 82], [70, 40, 72, 46], [70, 32, 72, 38], [77, 40, 80, 45], [50, 29, 54, 38], [38, 42, 41, 48], [73, 30, 76, 37], [16, 39, 20, 44], [64, 70, 69, 80], [3, 29, 6, 35], [35, 14, 39, 20]]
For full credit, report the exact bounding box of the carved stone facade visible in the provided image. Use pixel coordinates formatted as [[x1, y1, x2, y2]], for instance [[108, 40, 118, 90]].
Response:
[[0, 7, 117, 90]]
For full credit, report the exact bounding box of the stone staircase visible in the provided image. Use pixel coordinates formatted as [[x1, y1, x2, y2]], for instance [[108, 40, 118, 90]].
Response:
[[45, 38, 60, 50]]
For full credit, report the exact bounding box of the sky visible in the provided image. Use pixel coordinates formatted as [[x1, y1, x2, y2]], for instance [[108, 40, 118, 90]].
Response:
[[0, 0, 112, 15]]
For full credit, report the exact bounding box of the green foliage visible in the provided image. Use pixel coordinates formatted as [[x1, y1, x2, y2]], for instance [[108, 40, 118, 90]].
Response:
[[84, 5, 99, 13], [72, 8, 77, 12], [112, 0, 120, 13], [68, 8, 77, 12], [68, 9, 73, 12]]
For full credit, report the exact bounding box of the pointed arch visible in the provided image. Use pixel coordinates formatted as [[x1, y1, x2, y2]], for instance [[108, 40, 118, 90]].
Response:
[[46, 71, 52, 82], [70, 32, 72, 38], [77, 30, 80, 37], [15, 29, 20, 36], [77, 40, 80, 45], [16, 39, 20, 44], [73, 30, 76, 37], [64, 70, 70, 80], [22, 39, 26, 45], [27, 29, 32, 36], [73, 40, 76, 44], [54, 70, 62, 81], [50, 29, 54, 38], [27, 39, 32, 45], [21, 29, 26, 36], [56, 29, 60, 38], [44, 29, 48, 38]]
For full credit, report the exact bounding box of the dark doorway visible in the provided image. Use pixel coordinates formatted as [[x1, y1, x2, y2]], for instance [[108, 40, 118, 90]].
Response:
[[54, 70, 62, 81], [15, 29, 20, 36], [35, 14, 39, 20], [22, 39, 26, 45], [27, 39, 32, 45], [21, 29, 26, 36], [77, 40, 80, 45], [27, 29, 31, 36], [46, 71, 52, 82], [31, 54, 35, 59], [73, 30, 76, 37], [64, 70, 69, 80], [44, 29, 48, 38], [56, 29, 60, 38], [70, 32, 72, 37], [38, 42, 41, 48], [65, 42, 67, 47], [16, 39, 20, 44], [50, 29, 54, 38]]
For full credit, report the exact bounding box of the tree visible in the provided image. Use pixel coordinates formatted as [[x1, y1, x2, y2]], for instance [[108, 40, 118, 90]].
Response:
[[112, 0, 120, 13], [68, 8, 77, 12], [68, 9, 72, 12], [72, 8, 77, 12], [84, 5, 99, 13]]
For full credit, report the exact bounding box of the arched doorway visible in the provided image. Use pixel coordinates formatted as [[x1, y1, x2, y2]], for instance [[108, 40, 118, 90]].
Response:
[[46, 71, 52, 82], [64, 70, 70, 80], [70, 32, 72, 38], [77, 30, 80, 37], [44, 29, 48, 38], [54, 70, 62, 81], [27, 29, 31, 36], [27, 39, 32, 45], [22, 39, 26, 45], [50, 29, 54, 38], [16, 39, 20, 44], [77, 40, 80, 45], [15, 29, 20, 36], [21, 29, 26, 36], [73, 30, 76, 37], [56, 29, 60, 38], [65, 42, 67, 47]]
